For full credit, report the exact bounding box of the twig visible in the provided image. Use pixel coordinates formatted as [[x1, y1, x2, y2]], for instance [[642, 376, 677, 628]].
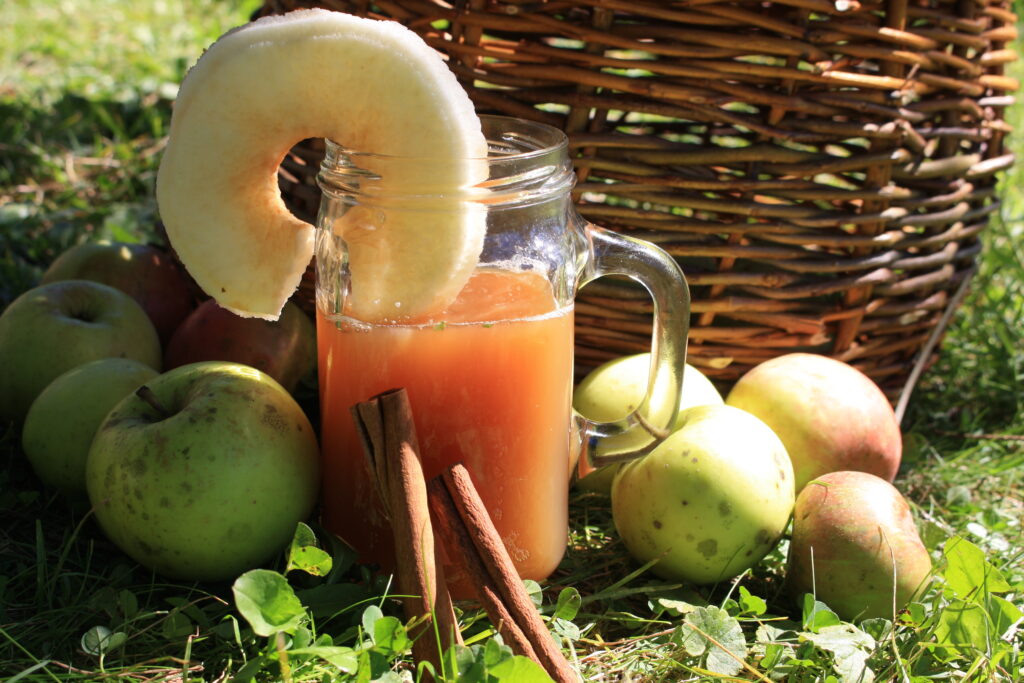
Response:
[[894, 267, 975, 425]]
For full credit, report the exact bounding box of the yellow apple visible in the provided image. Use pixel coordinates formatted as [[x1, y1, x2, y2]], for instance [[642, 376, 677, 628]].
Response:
[[612, 404, 794, 584], [574, 354, 723, 492]]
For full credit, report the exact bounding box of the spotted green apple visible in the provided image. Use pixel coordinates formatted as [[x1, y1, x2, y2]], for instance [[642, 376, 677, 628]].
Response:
[[612, 404, 794, 584], [86, 361, 320, 581]]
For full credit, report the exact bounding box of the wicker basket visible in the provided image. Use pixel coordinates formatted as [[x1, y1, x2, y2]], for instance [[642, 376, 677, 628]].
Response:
[[259, 0, 1017, 404]]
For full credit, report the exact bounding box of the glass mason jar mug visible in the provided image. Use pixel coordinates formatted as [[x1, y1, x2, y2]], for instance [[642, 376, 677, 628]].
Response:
[[315, 115, 690, 596]]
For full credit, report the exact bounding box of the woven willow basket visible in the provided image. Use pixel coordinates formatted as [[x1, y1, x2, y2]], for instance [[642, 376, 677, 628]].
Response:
[[258, 0, 1017, 404]]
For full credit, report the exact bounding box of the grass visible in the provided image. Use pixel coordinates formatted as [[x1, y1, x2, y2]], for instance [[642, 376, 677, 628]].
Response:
[[2, 1, 1023, 681]]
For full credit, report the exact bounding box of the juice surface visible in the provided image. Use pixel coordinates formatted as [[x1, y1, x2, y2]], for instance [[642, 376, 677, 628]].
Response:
[[317, 269, 573, 595]]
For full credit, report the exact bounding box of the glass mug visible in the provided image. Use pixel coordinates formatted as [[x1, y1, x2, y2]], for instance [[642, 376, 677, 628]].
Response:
[[315, 115, 690, 597]]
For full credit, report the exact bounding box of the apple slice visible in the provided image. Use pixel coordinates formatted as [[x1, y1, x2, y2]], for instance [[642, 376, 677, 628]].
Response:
[[157, 9, 487, 321]]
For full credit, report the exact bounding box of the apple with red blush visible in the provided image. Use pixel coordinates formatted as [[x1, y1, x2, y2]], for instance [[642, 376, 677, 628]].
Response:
[[164, 299, 316, 393], [41, 241, 196, 344], [726, 353, 902, 492], [786, 470, 932, 621]]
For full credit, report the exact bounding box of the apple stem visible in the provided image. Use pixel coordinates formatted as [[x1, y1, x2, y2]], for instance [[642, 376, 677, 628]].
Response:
[[136, 385, 170, 418], [633, 410, 672, 441]]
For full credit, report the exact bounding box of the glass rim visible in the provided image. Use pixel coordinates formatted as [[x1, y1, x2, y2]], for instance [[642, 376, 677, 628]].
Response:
[[322, 114, 569, 164]]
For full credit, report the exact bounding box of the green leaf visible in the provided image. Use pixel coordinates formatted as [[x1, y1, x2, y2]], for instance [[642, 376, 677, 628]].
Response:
[[287, 523, 334, 577], [372, 616, 411, 655], [117, 589, 138, 620], [942, 536, 1011, 599], [933, 599, 989, 654], [755, 623, 790, 647], [166, 596, 211, 628], [752, 623, 797, 673], [523, 579, 543, 608], [455, 644, 487, 682], [803, 624, 876, 683], [738, 586, 767, 616], [945, 485, 972, 507], [554, 587, 582, 621], [802, 595, 842, 633], [918, 518, 949, 551], [552, 617, 580, 641], [489, 654, 555, 682], [656, 597, 699, 617], [677, 605, 748, 677], [291, 626, 313, 651], [292, 521, 317, 548], [288, 646, 359, 674], [228, 656, 267, 682], [986, 594, 1024, 638], [232, 569, 307, 637], [212, 615, 243, 643], [288, 546, 334, 577], [760, 643, 785, 670], [361, 604, 384, 638], [80, 626, 127, 656], [859, 618, 893, 642], [161, 610, 194, 639], [933, 593, 1022, 658], [482, 638, 513, 668], [318, 528, 359, 578], [898, 602, 928, 627]]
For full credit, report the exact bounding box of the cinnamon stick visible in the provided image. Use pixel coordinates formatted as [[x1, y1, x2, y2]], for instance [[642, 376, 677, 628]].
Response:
[[351, 389, 461, 676], [440, 463, 579, 683], [426, 477, 540, 662]]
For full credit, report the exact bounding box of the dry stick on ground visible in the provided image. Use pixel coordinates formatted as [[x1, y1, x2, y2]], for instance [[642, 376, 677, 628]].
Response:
[[351, 389, 462, 676], [439, 463, 579, 683]]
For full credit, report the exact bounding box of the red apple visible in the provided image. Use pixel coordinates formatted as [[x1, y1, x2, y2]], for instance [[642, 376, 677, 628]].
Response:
[[725, 353, 901, 492], [164, 299, 315, 393], [42, 241, 197, 344]]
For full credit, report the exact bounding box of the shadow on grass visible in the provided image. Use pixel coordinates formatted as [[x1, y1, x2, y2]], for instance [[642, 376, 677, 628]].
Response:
[[0, 89, 172, 307]]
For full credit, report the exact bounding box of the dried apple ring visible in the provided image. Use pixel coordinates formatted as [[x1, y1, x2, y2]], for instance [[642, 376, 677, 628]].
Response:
[[157, 9, 487, 321]]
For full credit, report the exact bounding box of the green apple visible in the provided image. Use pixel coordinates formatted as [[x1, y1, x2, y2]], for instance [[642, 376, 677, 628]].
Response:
[[86, 361, 320, 582], [22, 358, 159, 498], [786, 470, 932, 621], [42, 241, 196, 344], [574, 353, 723, 493], [726, 353, 902, 492], [0, 280, 162, 424], [612, 404, 794, 585]]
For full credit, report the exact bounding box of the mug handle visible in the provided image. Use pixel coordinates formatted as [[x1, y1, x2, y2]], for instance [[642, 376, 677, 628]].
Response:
[[573, 219, 691, 479]]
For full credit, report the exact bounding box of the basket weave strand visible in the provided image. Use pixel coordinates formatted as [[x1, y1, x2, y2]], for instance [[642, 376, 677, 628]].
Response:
[[261, 0, 1017, 400]]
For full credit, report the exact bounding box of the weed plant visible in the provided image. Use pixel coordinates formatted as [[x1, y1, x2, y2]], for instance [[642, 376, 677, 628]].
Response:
[[1, 1, 1022, 680]]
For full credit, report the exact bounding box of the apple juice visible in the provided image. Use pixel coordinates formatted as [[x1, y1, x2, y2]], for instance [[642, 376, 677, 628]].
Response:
[[317, 269, 573, 596]]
